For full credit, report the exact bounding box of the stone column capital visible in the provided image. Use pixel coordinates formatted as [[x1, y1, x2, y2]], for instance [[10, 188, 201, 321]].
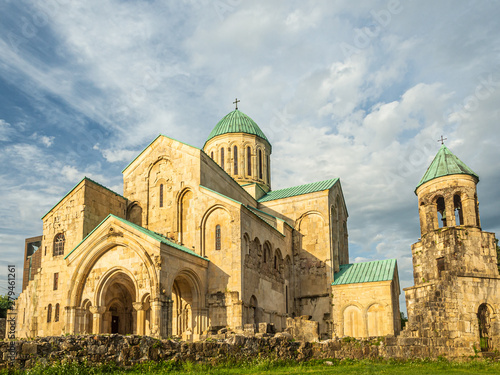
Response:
[[89, 306, 106, 315], [133, 302, 144, 311]]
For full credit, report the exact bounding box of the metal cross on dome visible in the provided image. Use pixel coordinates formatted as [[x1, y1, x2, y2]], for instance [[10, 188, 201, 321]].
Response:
[[438, 135, 447, 145], [233, 98, 240, 110]]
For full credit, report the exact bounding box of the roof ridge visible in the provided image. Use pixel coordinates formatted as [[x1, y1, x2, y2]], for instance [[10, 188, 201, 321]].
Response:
[[258, 178, 339, 203]]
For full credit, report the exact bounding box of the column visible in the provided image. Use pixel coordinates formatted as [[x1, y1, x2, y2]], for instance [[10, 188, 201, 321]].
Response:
[[89, 306, 106, 334], [133, 302, 145, 335]]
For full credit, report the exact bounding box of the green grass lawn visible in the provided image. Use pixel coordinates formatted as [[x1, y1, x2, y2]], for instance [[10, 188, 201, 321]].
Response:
[[2, 358, 499, 375]]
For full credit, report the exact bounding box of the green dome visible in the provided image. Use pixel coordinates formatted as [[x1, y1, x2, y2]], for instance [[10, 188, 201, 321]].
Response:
[[416, 144, 479, 191], [205, 109, 270, 145]]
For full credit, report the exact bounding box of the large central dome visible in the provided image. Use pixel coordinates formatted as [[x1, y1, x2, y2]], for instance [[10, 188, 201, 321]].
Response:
[[205, 109, 269, 145]]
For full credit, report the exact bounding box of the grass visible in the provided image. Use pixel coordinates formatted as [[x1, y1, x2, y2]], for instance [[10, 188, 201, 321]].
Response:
[[1, 358, 500, 374]]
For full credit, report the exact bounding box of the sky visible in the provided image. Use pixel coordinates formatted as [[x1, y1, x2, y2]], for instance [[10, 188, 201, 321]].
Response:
[[0, 1, 499, 314]]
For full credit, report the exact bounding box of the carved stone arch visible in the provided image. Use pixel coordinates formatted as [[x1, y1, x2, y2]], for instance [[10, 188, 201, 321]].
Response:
[[296, 210, 326, 231], [94, 266, 139, 307], [342, 303, 364, 337], [200, 204, 232, 257], [365, 302, 388, 337], [170, 268, 204, 337], [145, 156, 173, 225], [263, 241, 272, 263], [243, 233, 250, 255], [68, 234, 158, 307], [176, 187, 195, 249]]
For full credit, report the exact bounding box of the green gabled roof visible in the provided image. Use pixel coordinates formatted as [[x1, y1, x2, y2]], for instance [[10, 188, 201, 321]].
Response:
[[332, 259, 397, 285], [64, 214, 207, 261], [416, 144, 479, 191], [205, 109, 270, 146], [41, 177, 125, 220], [258, 178, 339, 203]]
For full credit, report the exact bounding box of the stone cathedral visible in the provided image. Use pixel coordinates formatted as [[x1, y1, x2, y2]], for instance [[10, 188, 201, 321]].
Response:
[[12, 106, 401, 341]]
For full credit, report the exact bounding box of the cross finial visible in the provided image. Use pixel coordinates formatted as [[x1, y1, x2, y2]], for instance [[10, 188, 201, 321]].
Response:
[[233, 98, 240, 110], [438, 135, 447, 145]]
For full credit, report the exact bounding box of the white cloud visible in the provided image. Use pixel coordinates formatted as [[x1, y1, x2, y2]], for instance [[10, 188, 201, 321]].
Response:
[[0, 119, 13, 141]]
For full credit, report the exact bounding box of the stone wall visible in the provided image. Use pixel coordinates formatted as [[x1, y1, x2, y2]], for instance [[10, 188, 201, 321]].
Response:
[[0, 332, 486, 370], [0, 319, 5, 340]]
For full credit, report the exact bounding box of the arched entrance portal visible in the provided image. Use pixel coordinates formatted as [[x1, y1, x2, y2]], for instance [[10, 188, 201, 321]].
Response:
[[99, 271, 136, 334], [172, 273, 200, 339]]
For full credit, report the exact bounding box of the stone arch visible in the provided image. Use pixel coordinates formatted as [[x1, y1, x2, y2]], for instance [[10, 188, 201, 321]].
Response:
[[477, 303, 494, 351], [95, 268, 137, 334], [67, 234, 158, 308], [366, 303, 386, 337], [177, 188, 195, 250], [126, 202, 143, 227], [274, 248, 283, 271], [343, 304, 363, 337], [263, 241, 272, 264], [146, 156, 173, 225], [453, 191, 464, 226], [249, 295, 258, 325], [200, 205, 232, 257], [243, 233, 250, 255], [170, 269, 203, 337], [434, 195, 446, 228]]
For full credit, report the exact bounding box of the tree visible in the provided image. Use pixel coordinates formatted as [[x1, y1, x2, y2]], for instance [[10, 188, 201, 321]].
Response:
[[0, 295, 14, 318], [400, 311, 408, 330]]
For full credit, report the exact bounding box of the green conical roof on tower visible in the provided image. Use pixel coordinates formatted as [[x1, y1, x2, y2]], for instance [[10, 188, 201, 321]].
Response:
[[205, 109, 270, 146], [416, 144, 479, 191]]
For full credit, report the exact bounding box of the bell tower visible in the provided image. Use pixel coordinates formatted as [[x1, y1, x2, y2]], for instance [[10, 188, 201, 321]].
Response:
[[403, 142, 500, 353], [415, 144, 480, 238]]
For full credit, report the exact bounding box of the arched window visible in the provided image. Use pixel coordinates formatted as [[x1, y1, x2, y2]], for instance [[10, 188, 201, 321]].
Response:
[[215, 225, 221, 250], [211, 151, 214, 159], [247, 147, 252, 176], [54, 304, 60, 322], [258, 150, 263, 179], [220, 148, 225, 170], [436, 196, 446, 228], [454, 194, 463, 225], [159, 184, 164, 208], [47, 304, 52, 323], [53, 233, 65, 257], [233, 145, 238, 175]]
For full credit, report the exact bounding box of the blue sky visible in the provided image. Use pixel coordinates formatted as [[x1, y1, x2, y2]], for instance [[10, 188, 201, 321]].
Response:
[[1, 1, 499, 314]]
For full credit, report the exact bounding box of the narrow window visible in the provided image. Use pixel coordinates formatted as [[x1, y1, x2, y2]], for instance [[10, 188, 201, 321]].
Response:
[[233, 145, 238, 175], [159, 184, 164, 208], [53, 233, 65, 256], [437, 257, 445, 276], [274, 255, 277, 269], [55, 304, 60, 322], [215, 225, 221, 250], [247, 147, 252, 176], [436, 197, 446, 228], [53, 273, 59, 290], [454, 194, 463, 226], [220, 148, 225, 170], [258, 150, 263, 179], [47, 304, 52, 323], [211, 151, 214, 159], [44, 246, 47, 256]]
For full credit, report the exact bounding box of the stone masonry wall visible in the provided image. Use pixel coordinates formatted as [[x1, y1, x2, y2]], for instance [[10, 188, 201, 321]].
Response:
[[0, 333, 484, 370]]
